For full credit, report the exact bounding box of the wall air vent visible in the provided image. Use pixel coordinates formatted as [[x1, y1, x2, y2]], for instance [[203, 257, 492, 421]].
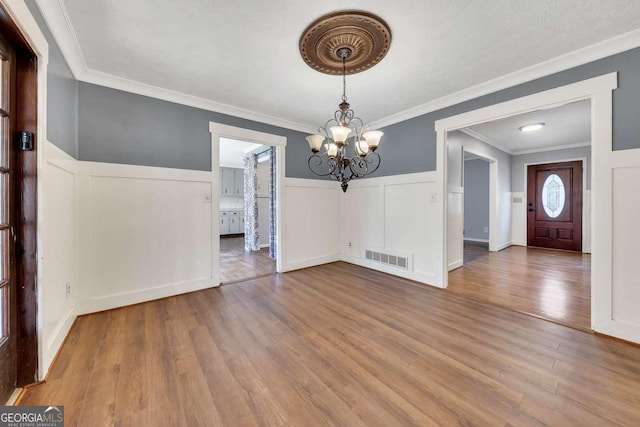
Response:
[[365, 249, 411, 270]]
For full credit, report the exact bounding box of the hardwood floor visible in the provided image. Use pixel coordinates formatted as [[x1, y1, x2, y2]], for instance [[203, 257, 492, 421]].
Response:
[[20, 262, 640, 426], [219, 236, 276, 284], [448, 242, 591, 331]]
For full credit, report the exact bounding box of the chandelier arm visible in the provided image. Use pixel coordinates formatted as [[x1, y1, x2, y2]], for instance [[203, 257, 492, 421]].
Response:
[[348, 156, 369, 178], [308, 154, 335, 177], [364, 152, 381, 175]]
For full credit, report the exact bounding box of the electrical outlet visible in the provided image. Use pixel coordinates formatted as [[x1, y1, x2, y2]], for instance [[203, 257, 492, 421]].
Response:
[[66, 283, 71, 298], [348, 241, 352, 247], [484, 227, 489, 233]]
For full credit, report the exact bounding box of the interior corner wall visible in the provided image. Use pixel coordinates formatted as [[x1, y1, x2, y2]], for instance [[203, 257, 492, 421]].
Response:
[[464, 159, 490, 241], [447, 131, 512, 249]]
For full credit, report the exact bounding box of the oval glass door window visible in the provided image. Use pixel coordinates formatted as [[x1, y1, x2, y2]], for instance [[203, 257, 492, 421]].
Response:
[[541, 173, 565, 218]]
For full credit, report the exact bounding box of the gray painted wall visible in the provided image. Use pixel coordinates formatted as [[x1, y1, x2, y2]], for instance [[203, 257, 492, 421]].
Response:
[[25, 0, 640, 178], [25, 0, 78, 157], [373, 46, 640, 178], [512, 146, 591, 192], [463, 159, 490, 241], [77, 82, 317, 176]]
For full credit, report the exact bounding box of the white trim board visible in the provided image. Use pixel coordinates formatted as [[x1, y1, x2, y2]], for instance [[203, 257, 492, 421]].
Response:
[[436, 72, 630, 341], [34, 0, 640, 134]]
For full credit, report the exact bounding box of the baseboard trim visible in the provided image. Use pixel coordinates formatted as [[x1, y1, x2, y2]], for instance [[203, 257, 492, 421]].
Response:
[[463, 238, 489, 243], [342, 255, 442, 288], [448, 259, 464, 271], [78, 277, 219, 315], [496, 241, 513, 251], [282, 254, 341, 272], [43, 305, 77, 377], [4, 388, 23, 406]]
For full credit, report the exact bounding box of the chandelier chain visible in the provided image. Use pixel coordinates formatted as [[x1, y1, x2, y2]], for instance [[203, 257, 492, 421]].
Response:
[[342, 55, 347, 102]]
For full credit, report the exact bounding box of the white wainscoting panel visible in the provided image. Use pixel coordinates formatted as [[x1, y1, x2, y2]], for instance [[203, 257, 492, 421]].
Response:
[[77, 164, 216, 314], [41, 141, 78, 374], [611, 165, 640, 331], [496, 192, 513, 250], [282, 178, 341, 271], [340, 185, 384, 260], [511, 192, 526, 246], [341, 172, 441, 286]]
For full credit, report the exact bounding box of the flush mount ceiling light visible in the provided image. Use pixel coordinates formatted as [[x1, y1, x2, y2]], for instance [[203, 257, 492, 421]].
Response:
[[519, 123, 546, 132], [300, 10, 391, 192]]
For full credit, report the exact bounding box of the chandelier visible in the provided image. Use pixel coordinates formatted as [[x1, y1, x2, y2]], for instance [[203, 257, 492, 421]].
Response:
[[299, 11, 392, 192]]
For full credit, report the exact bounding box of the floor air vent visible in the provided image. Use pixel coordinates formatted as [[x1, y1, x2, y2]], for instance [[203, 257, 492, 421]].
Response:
[[366, 249, 410, 270]]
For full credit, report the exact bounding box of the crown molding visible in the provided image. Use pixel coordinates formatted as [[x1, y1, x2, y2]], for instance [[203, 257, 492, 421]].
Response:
[[458, 128, 513, 154], [459, 127, 592, 156], [511, 141, 591, 156], [33, 0, 317, 135], [369, 28, 640, 130], [35, 0, 640, 134], [83, 68, 317, 134], [34, 0, 86, 78]]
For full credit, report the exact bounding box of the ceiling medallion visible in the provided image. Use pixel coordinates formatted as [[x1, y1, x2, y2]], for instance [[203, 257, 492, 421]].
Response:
[[300, 11, 391, 192], [299, 10, 392, 75]]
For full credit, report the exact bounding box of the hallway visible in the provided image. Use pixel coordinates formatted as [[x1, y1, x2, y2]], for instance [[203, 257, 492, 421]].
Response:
[[448, 242, 591, 330]]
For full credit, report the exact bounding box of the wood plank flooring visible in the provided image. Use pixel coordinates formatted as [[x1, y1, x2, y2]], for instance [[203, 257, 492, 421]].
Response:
[[219, 236, 276, 284], [448, 242, 591, 330], [20, 262, 640, 426]]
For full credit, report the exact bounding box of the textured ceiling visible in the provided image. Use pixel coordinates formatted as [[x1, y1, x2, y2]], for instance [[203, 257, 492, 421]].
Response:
[[53, 0, 640, 130], [463, 100, 591, 154]]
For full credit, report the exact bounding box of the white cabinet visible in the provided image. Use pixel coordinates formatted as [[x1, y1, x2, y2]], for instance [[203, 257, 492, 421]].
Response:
[[234, 170, 244, 197], [229, 211, 242, 234], [221, 168, 236, 196], [220, 210, 244, 235], [220, 167, 244, 197], [219, 211, 230, 234]]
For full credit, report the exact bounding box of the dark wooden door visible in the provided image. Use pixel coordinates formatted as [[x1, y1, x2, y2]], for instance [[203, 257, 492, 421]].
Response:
[[0, 32, 17, 403], [527, 161, 583, 251]]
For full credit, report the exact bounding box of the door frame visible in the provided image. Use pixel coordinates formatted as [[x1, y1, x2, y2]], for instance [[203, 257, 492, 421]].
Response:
[[209, 122, 286, 282], [0, 0, 48, 385], [447, 147, 497, 271], [523, 157, 589, 253], [464, 147, 498, 252], [435, 72, 617, 333]]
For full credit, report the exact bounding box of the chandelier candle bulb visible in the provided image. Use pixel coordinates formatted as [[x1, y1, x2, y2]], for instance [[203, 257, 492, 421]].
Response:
[[306, 134, 325, 153], [326, 143, 338, 158], [330, 126, 351, 146], [357, 139, 370, 156], [363, 130, 384, 150]]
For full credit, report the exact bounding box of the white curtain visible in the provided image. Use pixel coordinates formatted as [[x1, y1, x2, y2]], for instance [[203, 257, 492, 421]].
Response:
[[244, 154, 260, 252]]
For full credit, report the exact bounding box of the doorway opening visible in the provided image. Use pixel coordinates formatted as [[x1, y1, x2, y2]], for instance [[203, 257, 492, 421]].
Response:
[[463, 151, 491, 263], [209, 123, 286, 287], [218, 138, 276, 284], [445, 100, 592, 331]]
